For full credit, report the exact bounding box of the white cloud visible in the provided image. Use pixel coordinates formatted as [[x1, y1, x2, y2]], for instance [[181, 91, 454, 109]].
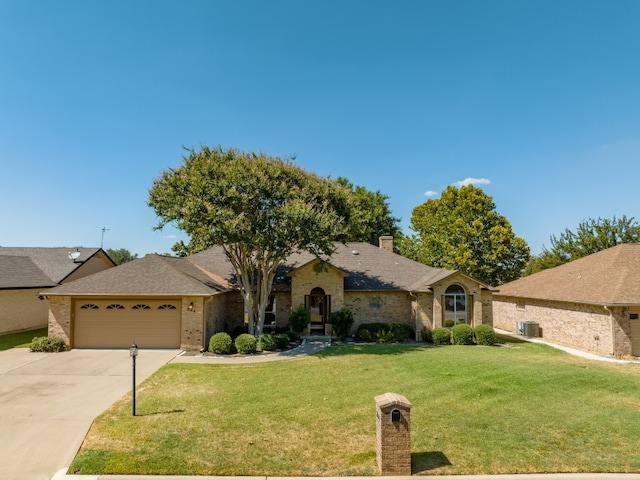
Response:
[[163, 234, 177, 239], [424, 190, 438, 197], [455, 177, 491, 187]]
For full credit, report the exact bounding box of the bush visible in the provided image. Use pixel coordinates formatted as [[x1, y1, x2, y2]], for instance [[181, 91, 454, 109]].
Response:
[[29, 336, 66, 352], [329, 308, 354, 340], [432, 327, 452, 346], [288, 305, 310, 334], [235, 333, 257, 354], [444, 319, 455, 328], [375, 329, 396, 344], [209, 332, 232, 354], [355, 322, 414, 342], [452, 323, 474, 345], [284, 330, 300, 342], [258, 333, 277, 351], [274, 333, 290, 350], [421, 326, 433, 343], [356, 328, 371, 342], [475, 324, 496, 346]]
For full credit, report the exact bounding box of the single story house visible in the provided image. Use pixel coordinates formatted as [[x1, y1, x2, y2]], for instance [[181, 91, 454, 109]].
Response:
[[43, 237, 495, 350], [493, 243, 640, 358], [0, 247, 115, 334]]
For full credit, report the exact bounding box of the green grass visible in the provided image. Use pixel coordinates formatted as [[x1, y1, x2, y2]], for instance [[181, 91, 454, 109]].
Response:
[[70, 340, 640, 476], [0, 328, 47, 351]]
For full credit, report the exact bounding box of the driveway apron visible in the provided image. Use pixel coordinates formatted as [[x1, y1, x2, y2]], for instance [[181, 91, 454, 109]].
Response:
[[0, 348, 179, 480]]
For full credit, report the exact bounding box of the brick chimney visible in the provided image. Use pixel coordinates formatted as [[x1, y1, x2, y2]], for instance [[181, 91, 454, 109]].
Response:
[[379, 235, 394, 252]]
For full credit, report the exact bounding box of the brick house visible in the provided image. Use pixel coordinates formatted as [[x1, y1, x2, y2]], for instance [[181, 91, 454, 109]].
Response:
[[493, 243, 640, 358], [0, 247, 115, 334], [43, 237, 495, 350]]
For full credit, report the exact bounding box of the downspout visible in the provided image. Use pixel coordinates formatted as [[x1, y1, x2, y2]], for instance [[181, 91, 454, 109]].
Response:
[[604, 305, 615, 357], [408, 291, 419, 341]]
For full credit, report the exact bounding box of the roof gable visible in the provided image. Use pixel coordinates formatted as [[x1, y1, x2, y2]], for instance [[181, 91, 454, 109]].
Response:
[[497, 243, 640, 305], [0, 247, 108, 284]]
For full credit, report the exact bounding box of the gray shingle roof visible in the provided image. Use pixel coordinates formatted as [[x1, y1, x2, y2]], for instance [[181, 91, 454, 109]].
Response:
[[496, 243, 640, 305], [0, 255, 56, 289], [44, 254, 229, 296], [0, 247, 104, 284], [43, 241, 492, 296]]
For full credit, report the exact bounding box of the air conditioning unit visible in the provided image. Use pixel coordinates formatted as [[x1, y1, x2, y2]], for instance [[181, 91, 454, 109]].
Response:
[[522, 321, 539, 338]]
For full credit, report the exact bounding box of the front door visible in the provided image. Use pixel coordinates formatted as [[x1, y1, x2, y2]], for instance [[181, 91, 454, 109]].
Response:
[[306, 287, 330, 335]]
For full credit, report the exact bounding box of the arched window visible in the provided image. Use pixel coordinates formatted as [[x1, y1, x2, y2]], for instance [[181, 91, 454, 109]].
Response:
[[444, 284, 467, 327], [106, 304, 125, 310], [80, 303, 99, 310], [158, 304, 177, 310], [132, 304, 151, 310]]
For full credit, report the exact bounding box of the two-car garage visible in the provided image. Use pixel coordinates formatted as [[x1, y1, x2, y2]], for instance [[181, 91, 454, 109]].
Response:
[[73, 299, 182, 349]]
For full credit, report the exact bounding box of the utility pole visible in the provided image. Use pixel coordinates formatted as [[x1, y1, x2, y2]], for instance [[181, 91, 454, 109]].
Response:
[[101, 227, 110, 249]]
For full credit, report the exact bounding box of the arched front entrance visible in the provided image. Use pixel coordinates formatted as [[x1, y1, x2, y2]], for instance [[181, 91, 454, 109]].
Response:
[[444, 284, 468, 327], [305, 287, 331, 335]]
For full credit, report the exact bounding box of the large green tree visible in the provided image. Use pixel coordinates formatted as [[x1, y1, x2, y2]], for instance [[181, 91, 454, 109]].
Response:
[[525, 215, 640, 275], [106, 248, 138, 265], [337, 177, 400, 246], [399, 185, 530, 286], [148, 145, 351, 336]]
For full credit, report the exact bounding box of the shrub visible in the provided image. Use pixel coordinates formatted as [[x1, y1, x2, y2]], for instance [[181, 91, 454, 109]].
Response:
[[432, 327, 452, 346], [284, 330, 300, 342], [288, 305, 310, 334], [356, 322, 414, 342], [444, 319, 455, 328], [329, 308, 354, 340], [452, 323, 474, 345], [356, 328, 371, 342], [29, 336, 66, 352], [209, 332, 232, 354], [421, 326, 433, 343], [258, 333, 277, 351], [235, 334, 257, 354], [274, 333, 290, 350], [475, 324, 496, 346], [375, 329, 396, 344]]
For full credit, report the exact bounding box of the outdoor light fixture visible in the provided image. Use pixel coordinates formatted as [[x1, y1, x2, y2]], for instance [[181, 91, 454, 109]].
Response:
[[188, 302, 194, 312], [130, 342, 138, 416]]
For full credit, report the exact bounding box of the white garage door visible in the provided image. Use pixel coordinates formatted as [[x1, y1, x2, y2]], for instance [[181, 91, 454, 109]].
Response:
[[74, 299, 181, 349]]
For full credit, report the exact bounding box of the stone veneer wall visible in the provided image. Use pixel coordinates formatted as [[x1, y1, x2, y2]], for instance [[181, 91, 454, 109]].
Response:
[[0, 289, 49, 334], [492, 295, 631, 357]]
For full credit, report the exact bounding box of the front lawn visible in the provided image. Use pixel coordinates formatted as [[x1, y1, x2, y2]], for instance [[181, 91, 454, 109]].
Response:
[[70, 340, 640, 476], [0, 328, 47, 351]]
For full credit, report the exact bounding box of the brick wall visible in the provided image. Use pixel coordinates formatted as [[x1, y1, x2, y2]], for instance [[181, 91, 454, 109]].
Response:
[[180, 297, 205, 351], [48, 295, 71, 346], [493, 295, 626, 356], [345, 291, 412, 333]]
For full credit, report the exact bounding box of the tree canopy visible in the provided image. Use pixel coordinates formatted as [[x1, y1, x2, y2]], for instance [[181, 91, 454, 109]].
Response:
[[398, 185, 530, 286], [148, 145, 351, 335], [337, 177, 400, 246], [106, 248, 138, 265], [525, 215, 640, 275]]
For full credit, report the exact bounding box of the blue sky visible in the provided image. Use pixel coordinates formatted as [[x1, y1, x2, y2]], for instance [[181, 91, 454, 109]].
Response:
[[1, 0, 639, 258]]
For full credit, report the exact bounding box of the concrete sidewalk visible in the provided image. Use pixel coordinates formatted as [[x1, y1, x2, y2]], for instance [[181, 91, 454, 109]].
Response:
[[53, 472, 640, 479]]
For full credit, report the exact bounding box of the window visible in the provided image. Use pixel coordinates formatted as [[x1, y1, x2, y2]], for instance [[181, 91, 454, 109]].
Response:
[[265, 295, 276, 327], [444, 285, 467, 327], [158, 304, 177, 310], [132, 304, 151, 310], [106, 304, 125, 310], [80, 303, 99, 310]]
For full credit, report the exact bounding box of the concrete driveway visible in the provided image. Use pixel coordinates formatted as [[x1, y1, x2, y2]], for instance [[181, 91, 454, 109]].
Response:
[[0, 348, 179, 480]]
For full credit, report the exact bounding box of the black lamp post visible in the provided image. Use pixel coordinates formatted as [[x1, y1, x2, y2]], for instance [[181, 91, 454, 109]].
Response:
[[130, 342, 138, 416]]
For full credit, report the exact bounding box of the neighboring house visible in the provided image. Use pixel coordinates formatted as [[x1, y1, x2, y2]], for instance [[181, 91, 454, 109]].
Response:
[[493, 243, 640, 358], [43, 237, 495, 350], [0, 247, 116, 334]]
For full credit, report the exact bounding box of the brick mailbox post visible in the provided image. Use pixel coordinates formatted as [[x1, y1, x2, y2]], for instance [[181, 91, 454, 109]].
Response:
[[374, 392, 412, 475]]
